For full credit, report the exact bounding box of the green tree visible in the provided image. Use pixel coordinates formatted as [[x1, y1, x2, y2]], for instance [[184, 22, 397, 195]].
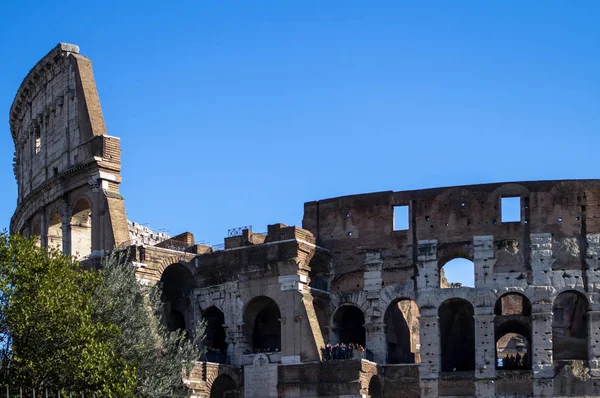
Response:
[[0, 233, 204, 397], [91, 252, 204, 398], [0, 233, 135, 395]]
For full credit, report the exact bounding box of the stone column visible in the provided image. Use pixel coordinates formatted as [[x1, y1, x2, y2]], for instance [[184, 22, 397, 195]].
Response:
[[587, 308, 600, 376], [40, 208, 48, 247], [416, 240, 438, 290], [531, 303, 554, 378], [531, 233, 553, 286], [473, 236, 495, 288], [474, 310, 496, 380], [418, 308, 439, 397], [60, 198, 71, 255], [365, 322, 386, 363], [363, 251, 385, 363]]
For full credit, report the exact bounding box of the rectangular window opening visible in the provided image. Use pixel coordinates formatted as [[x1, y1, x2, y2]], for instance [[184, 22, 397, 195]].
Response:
[[35, 129, 41, 154], [501, 197, 521, 223], [393, 205, 409, 231]]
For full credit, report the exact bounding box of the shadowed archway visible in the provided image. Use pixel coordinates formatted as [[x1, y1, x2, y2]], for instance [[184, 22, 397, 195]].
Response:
[[439, 298, 475, 372]]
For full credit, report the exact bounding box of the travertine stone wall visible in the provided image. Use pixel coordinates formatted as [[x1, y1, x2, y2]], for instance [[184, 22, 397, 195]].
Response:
[[9, 43, 129, 255]]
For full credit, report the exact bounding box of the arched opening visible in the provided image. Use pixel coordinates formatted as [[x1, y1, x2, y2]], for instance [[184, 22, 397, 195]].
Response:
[[210, 374, 238, 398], [333, 305, 365, 347], [48, 212, 62, 251], [70, 199, 92, 258], [204, 306, 227, 361], [553, 291, 589, 360], [439, 298, 475, 372], [494, 293, 532, 370], [244, 296, 281, 352], [160, 263, 196, 333], [31, 222, 41, 247], [367, 375, 383, 398], [496, 333, 529, 369], [385, 299, 420, 364], [440, 258, 475, 288]]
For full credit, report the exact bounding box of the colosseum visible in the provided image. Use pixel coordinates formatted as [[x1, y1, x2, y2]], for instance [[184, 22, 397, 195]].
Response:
[[7, 43, 600, 397]]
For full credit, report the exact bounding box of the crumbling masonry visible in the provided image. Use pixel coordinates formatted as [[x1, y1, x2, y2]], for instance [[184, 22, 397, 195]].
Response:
[[8, 43, 600, 397]]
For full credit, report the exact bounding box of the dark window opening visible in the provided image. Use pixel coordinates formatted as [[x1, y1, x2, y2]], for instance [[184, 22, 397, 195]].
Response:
[[244, 296, 281, 352], [553, 291, 588, 360], [204, 306, 227, 354], [334, 305, 365, 346], [439, 298, 475, 372]]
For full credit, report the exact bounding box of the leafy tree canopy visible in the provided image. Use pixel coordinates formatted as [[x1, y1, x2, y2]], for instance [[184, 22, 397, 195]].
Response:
[[0, 233, 203, 397]]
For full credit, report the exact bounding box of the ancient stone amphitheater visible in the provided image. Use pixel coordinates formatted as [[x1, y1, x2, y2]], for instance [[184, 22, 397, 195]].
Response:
[[8, 43, 600, 397]]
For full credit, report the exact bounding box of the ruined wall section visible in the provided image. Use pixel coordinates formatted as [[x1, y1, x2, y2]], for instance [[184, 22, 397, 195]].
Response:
[[303, 180, 600, 288], [9, 43, 129, 254]]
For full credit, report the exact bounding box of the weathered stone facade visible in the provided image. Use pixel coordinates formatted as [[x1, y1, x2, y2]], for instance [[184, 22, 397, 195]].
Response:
[[9, 44, 600, 397]]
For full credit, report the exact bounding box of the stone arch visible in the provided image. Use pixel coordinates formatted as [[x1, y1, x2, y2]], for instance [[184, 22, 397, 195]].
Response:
[[157, 255, 195, 279], [31, 218, 41, 246], [384, 298, 420, 364], [209, 374, 238, 398], [439, 298, 475, 372], [47, 210, 63, 251], [70, 197, 92, 258], [367, 375, 383, 398], [333, 304, 365, 346], [160, 263, 197, 333], [553, 290, 589, 360], [494, 293, 532, 370], [243, 296, 281, 352], [495, 318, 531, 369]]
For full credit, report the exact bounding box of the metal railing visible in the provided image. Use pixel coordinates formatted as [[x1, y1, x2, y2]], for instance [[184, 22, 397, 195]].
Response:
[[3, 387, 100, 397], [227, 226, 252, 237]]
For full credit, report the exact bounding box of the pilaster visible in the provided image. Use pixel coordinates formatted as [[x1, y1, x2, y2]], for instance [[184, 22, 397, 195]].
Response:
[[473, 236, 495, 288], [417, 240, 438, 290], [474, 310, 495, 379], [531, 303, 553, 378]]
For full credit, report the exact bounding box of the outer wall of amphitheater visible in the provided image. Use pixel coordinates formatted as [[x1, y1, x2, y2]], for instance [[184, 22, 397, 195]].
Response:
[[9, 44, 600, 397]]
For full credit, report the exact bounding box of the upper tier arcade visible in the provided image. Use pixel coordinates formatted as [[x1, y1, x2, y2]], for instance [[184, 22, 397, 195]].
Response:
[[9, 43, 129, 257], [303, 179, 600, 288]]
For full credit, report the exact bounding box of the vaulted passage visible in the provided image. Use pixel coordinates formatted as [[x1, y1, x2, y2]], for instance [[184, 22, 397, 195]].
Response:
[[333, 305, 365, 346], [210, 374, 238, 398], [204, 306, 227, 354], [496, 333, 529, 369], [368, 375, 383, 398], [48, 211, 62, 251], [553, 291, 589, 360], [71, 198, 92, 258], [160, 263, 196, 333], [439, 298, 475, 372], [494, 293, 532, 369], [244, 296, 281, 352], [385, 299, 420, 364]]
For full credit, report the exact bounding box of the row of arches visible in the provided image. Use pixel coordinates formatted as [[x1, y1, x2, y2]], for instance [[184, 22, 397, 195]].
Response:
[[23, 197, 93, 258], [159, 264, 590, 369]]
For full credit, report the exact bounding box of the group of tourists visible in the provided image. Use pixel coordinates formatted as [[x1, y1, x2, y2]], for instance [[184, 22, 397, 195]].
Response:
[[499, 352, 528, 369], [320, 343, 370, 361]]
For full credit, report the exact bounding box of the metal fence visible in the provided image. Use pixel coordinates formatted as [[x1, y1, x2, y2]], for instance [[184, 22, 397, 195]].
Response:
[[3, 388, 99, 398]]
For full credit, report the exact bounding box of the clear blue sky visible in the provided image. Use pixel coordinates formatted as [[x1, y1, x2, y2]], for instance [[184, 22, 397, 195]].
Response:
[[0, 1, 598, 286]]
